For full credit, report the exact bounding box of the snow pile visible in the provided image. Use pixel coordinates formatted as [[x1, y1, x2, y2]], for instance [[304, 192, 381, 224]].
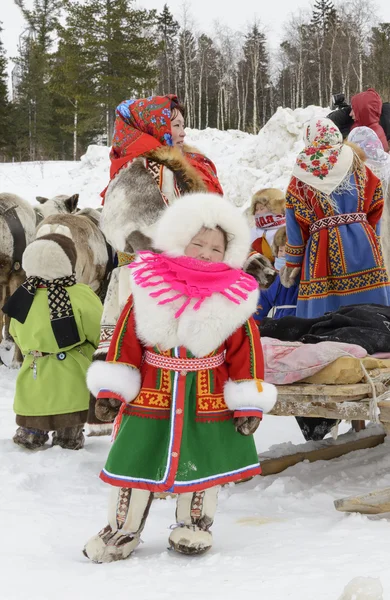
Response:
[[0, 105, 328, 210], [338, 577, 384, 600], [0, 144, 110, 210], [186, 104, 328, 207]]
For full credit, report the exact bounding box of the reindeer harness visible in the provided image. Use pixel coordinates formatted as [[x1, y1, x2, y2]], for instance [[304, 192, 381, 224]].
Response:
[[0, 203, 27, 273]]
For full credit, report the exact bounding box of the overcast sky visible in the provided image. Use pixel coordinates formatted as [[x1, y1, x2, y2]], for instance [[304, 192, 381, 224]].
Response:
[[2, 0, 390, 85]]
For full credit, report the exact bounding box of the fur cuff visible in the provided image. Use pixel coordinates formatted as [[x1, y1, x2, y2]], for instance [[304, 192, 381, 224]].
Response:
[[87, 362, 141, 403], [224, 379, 277, 414], [280, 265, 301, 288]]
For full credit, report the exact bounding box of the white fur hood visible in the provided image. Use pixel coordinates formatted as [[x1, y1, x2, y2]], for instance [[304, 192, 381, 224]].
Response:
[[153, 193, 252, 269]]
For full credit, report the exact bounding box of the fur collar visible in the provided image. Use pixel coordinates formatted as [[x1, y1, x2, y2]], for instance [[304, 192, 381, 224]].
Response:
[[144, 146, 207, 194], [131, 274, 259, 357]]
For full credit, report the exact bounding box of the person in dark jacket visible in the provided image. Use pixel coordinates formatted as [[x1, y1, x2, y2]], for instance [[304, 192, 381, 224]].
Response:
[[327, 93, 354, 139], [254, 227, 298, 322]]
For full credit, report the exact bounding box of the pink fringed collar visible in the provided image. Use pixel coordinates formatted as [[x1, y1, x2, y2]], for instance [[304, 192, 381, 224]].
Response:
[[129, 251, 258, 318]]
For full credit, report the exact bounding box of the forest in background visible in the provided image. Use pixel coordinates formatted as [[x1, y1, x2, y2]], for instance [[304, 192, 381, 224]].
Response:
[[0, 0, 389, 161]]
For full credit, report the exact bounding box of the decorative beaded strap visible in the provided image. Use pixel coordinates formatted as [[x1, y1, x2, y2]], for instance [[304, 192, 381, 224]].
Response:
[[117, 251, 135, 267], [309, 212, 367, 235], [144, 350, 225, 372], [146, 159, 170, 206]]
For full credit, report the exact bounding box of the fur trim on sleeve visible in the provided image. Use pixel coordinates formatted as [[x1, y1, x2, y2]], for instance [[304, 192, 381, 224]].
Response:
[[224, 379, 277, 414], [87, 361, 141, 403]]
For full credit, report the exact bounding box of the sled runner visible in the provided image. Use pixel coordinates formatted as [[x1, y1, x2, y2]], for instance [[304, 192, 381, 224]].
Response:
[[334, 487, 390, 515], [259, 425, 386, 477]]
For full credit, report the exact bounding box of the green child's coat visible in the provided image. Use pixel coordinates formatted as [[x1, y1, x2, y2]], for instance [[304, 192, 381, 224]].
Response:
[[10, 284, 102, 418]]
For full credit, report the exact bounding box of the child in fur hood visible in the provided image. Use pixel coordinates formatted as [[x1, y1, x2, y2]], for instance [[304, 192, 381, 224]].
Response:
[[2, 226, 102, 451], [84, 192, 277, 563], [254, 226, 298, 322], [250, 188, 286, 263]]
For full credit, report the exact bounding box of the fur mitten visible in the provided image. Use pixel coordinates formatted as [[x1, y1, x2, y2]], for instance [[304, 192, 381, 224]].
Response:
[[279, 265, 301, 288], [95, 398, 122, 422], [234, 416, 261, 436], [244, 253, 276, 289]]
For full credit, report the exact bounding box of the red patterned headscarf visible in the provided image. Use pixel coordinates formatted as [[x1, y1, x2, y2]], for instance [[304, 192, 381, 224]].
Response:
[[109, 94, 176, 179], [102, 95, 223, 200]]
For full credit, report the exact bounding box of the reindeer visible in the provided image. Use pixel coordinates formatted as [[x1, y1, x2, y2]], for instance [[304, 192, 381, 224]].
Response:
[[0, 193, 79, 365], [36, 208, 112, 300]]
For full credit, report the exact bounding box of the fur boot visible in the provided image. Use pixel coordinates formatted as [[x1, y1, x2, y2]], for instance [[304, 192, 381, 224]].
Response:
[[169, 487, 219, 556], [87, 423, 113, 437], [83, 487, 153, 563], [13, 426, 49, 450], [52, 425, 85, 450]]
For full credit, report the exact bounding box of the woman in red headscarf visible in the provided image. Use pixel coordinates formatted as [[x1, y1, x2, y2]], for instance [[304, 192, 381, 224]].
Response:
[[100, 95, 224, 279], [102, 95, 222, 200]]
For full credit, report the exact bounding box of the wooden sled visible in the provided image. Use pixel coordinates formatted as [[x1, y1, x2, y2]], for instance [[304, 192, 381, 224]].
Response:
[[334, 487, 390, 514], [259, 426, 386, 477]]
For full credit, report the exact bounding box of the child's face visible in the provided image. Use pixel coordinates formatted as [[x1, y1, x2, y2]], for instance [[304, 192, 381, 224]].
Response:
[[254, 202, 268, 216], [278, 245, 286, 258], [184, 227, 226, 262]]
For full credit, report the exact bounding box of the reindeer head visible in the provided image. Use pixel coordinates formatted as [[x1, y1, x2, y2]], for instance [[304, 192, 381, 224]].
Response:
[[35, 194, 79, 218]]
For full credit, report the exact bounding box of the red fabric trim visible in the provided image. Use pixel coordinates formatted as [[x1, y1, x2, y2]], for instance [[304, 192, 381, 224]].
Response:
[[124, 406, 170, 420], [286, 261, 300, 269], [171, 467, 262, 492], [160, 348, 188, 490], [145, 349, 225, 371], [255, 213, 286, 229], [99, 465, 262, 492], [109, 137, 161, 181], [195, 412, 232, 423], [186, 153, 223, 195], [96, 390, 126, 403], [234, 409, 263, 419]]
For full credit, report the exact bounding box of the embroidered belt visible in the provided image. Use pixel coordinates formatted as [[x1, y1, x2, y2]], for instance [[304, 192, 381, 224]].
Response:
[[144, 351, 225, 372], [309, 212, 367, 235]]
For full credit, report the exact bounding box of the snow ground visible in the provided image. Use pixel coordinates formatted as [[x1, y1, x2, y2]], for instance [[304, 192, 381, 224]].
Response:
[[1, 365, 390, 600], [1, 105, 389, 599]]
